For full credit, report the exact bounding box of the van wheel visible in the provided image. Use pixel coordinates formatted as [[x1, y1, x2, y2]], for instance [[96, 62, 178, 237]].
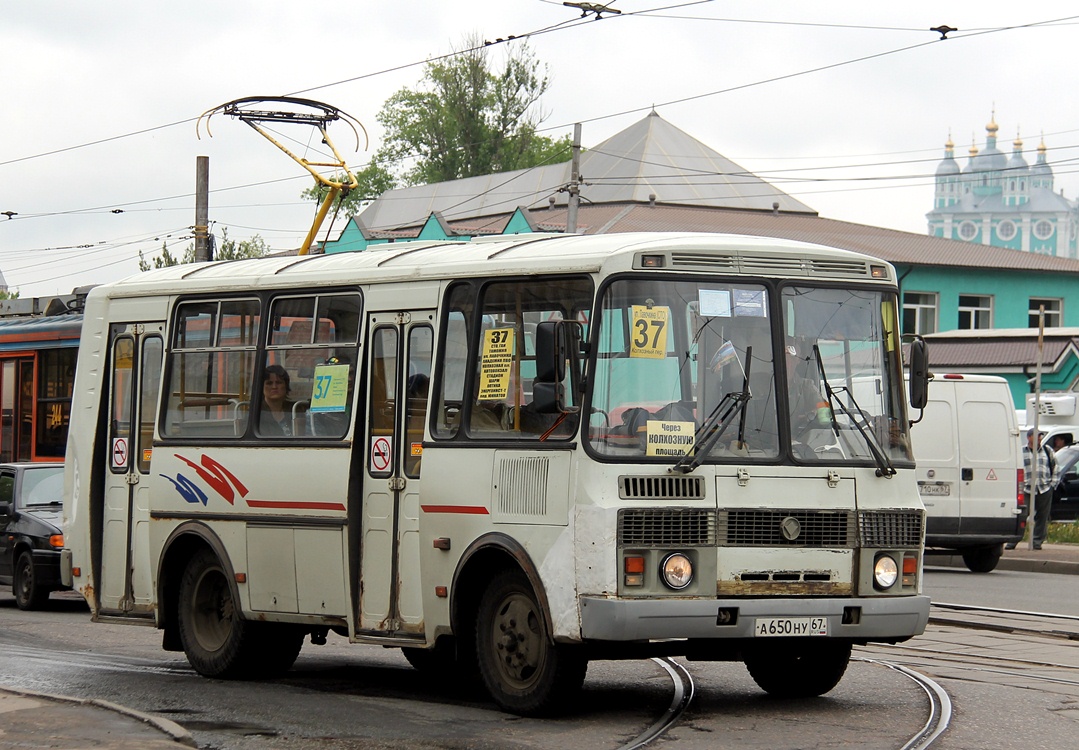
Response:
[[475, 570, 587, 715], [962, 544, 1003, 573], [745, 641, 851, 697], [178, 549, 258, 678], [14, 551, 50, 611]]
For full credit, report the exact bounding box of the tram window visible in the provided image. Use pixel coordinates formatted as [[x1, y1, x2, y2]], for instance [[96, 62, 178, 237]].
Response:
[[35, 348, 76, 459]]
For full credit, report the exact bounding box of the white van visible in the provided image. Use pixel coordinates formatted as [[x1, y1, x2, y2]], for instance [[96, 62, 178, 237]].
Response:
[[911, 374, 1024, 572]]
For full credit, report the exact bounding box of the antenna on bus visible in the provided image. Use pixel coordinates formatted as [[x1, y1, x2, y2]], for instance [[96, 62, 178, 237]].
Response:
[[197, 96, 369, 255]]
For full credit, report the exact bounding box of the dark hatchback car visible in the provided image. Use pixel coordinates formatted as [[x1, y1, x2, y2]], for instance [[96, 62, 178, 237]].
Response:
[[0, 462, 67, 610], [1051, 445, 1079, 522]]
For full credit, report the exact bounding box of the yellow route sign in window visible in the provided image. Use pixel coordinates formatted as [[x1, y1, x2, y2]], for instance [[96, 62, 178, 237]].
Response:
[[310, 363, 350, 412], [478, 327, 515, 400], [645, 420, 696, 456], [631, 305, 669, 359]]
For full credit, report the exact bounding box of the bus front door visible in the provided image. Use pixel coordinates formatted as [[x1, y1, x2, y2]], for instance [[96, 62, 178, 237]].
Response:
[[359, 311, 434, 636], [99, 323, 164, 617]]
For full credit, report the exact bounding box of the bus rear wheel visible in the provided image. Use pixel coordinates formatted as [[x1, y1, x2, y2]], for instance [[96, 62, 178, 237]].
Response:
[[745, 641, 851, 698], [475, 570, 586, 716], [178, 549, 259, 679]]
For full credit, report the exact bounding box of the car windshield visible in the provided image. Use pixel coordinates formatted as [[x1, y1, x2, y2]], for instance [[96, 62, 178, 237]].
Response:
[[1056, 445, 1079, 475], [586, 277, 913, 467], [19, 467, 64, 508]]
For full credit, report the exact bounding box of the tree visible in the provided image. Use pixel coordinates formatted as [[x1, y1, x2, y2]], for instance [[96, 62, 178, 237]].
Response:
[[0, 289, 19, 300], [138, 240, 180, 270], [300, 161, 398, 220], [139, 229, 269, 270], [377, 35, 571, 186]]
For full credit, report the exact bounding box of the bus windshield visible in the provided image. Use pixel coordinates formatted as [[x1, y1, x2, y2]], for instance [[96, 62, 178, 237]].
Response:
[[586, 278, 913, 466]]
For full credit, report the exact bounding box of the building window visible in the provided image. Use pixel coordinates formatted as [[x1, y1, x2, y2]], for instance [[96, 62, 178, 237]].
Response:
[[997, 220, 1017, 241], [957, 295, 992, 329], [1030, 298, 1063, 328], [958, 221, 978, 241], [1034, 220, 1054, 240], [902, 292, 938, 335]]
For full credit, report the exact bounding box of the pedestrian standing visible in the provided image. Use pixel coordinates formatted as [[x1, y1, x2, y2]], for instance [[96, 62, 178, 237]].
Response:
[[1021, 428, 1059, 550]]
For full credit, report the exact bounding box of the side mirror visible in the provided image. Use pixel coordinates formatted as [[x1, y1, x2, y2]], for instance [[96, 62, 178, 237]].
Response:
[[0, 501, 12, 518], [908, 336, 929, 410], [533, 320, 582, 414]]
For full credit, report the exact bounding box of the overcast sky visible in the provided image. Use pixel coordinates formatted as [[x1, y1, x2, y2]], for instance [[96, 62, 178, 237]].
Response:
[[3, 1, 1077, 298]]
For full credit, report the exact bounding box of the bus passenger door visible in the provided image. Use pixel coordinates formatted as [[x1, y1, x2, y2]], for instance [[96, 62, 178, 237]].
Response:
[[99, 323, 164, 617], [359, 311, 434, 636]]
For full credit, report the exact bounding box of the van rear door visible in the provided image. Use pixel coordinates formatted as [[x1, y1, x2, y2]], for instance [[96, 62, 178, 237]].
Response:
[[955, 381, 1019, 536]]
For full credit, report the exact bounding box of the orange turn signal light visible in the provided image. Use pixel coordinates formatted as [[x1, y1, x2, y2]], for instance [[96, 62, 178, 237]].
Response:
[[624, 556, 645, 574]]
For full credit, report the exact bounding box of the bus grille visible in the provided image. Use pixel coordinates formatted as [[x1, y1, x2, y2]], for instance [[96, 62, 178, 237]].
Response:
[[497, 456, 549, 516], [618, 475, 705, 500], [616, 508, 924, 549], [618, 509, 716, 546], [858, 510, 924, 547], [719, 510, 855, 547]]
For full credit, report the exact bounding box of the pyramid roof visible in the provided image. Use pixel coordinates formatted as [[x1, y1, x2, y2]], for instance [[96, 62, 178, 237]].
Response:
[[356, 112, 815, 232]]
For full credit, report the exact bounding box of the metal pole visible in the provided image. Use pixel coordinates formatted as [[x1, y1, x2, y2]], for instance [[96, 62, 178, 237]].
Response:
[[566, 123, 581, 234], [1029, 305, 1045, 549], [194, 156, 210, 262]]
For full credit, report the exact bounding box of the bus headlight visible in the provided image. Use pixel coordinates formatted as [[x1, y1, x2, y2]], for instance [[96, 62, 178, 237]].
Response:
[[660, 553, 693, 590], [873, 554, 899, 590]]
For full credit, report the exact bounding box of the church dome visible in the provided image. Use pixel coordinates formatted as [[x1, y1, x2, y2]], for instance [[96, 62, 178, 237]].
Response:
[[936, 137, 960, 176]]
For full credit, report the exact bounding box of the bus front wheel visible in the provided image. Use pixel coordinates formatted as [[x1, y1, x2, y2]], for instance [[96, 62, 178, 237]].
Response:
[[475, 570, 587, 716], [178, 549, 256, 679], [745, 641, 851, 698]]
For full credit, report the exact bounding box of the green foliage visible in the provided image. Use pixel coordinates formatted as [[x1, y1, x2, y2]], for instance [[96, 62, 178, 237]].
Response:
[[376, 36, 571, 186], [139, 229, 269, 270], [0, 289, 19, 300], [214, 228, 270, 261], [1048, 522, 1079, 544], [300, 161, 397, 219]]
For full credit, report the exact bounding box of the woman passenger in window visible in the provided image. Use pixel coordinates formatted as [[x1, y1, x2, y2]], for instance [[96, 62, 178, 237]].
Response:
[[260, 364, 297, 437]]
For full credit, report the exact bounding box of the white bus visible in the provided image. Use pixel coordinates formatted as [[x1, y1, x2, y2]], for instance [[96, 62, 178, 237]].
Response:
[[62, 232, 930, 715]]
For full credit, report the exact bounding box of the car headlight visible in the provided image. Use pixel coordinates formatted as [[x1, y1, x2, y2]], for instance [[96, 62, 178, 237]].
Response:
[[874, 554, 899, 589], [660, 553, 693, 590]]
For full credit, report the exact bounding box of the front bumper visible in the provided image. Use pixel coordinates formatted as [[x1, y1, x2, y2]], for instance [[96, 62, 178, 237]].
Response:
[[31, 549, 66, 591], [579, 594, 930, 642]]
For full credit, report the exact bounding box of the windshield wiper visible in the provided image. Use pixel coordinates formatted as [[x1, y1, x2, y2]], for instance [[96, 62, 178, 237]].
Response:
[[811, 345, 895, 478], [671, 346, 752, 474]]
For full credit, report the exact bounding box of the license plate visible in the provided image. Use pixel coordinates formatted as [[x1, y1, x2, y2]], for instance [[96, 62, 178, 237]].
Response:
[[918, 482, 951, 496], [754, 617, 828, 637]]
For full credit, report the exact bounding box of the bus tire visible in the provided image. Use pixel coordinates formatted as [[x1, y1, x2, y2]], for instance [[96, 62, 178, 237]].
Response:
[[14, 551, 50, 611], [475, 570, 587, 716], [745, 641, 851, 698], [177, 548, 257, 679], [961, 544, 1003, 573]]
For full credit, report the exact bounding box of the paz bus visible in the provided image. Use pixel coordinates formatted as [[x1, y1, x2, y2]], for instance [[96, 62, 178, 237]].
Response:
[[62, 232, 930, 715]]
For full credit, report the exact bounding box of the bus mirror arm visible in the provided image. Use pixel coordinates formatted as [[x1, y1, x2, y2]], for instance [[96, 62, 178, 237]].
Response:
[[534, 320, 585, 414]]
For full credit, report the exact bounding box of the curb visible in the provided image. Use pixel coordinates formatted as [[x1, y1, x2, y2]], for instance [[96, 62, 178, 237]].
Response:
[[928, 554, 1079, 576], [1, 685, 196, 747]]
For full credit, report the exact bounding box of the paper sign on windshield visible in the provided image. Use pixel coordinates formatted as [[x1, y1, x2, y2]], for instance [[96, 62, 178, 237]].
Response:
[[631, 305, 669, 359], [478, 328, 515, 400], [645, 420, 696, 456], [310, 363, 350, 412]]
